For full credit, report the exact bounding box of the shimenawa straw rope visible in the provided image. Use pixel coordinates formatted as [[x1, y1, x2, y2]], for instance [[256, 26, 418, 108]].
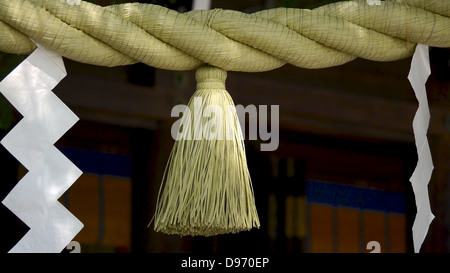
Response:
[[0, 0, 449, 70]]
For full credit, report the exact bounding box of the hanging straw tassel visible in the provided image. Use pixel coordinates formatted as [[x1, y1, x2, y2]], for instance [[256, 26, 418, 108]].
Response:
[[153, 65, 260, 236]]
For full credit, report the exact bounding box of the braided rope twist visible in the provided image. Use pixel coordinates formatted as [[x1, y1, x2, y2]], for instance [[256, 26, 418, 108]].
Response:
[[0, 0, 449, 72]]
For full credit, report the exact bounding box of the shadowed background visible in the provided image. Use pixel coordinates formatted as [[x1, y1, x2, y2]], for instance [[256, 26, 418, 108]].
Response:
[[0, 0, 449, 253]]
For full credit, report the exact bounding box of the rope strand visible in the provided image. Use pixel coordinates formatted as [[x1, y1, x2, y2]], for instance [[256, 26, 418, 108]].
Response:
[[0, 0, 448, 71]]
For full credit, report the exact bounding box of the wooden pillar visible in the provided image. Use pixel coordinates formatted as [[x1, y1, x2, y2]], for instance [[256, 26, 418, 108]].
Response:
[[131, 120, 187, 253], [422, 134, 450, 252], [0, 129, 26, 252], [130, 126, 154, 253]]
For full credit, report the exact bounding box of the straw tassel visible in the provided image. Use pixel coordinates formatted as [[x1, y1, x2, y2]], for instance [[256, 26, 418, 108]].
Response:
[[153, 65, 260, 236]]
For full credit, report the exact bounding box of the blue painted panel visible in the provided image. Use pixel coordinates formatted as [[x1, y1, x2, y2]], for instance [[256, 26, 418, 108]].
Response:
[[58, 146, 132, 178], [306, 180, 405, 213]]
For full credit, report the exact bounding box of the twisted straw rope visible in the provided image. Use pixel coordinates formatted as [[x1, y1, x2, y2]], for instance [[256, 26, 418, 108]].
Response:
[[0, 0, 449, 72]]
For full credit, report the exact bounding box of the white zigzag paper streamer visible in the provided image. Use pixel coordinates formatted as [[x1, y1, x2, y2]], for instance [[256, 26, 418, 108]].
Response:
[[0, 43, 83, 253], [407, 44, 435, 253]]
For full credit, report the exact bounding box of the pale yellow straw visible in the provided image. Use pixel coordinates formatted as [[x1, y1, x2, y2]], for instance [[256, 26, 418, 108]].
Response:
[[154, 66, 260, 236]]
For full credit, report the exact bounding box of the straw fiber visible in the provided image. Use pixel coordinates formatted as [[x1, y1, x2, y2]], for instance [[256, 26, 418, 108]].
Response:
[[0, 0, 448, 71], [153, 66, 260, 236]]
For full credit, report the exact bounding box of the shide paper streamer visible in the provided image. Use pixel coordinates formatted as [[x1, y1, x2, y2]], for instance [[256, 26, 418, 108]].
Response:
[[407, 44, 435, 253], [0, 43, 83, 253]]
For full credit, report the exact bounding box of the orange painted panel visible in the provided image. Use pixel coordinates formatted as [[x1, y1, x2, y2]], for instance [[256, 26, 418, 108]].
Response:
[[363, 210, 385, 253], [336, 207, 360, 253], [295, 196, 307, 239], [68, 173, 100, 245], [389, 213, 407, 253], [285, 196, 294, 239], [102, 176, 132, 249], [309, 204, 334, 253], [267, 193, 277, 240]]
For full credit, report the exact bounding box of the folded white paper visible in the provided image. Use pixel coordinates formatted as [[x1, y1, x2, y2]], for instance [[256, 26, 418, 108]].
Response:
[[0, 43, 83, 253], [407, 44, 435, 253]]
